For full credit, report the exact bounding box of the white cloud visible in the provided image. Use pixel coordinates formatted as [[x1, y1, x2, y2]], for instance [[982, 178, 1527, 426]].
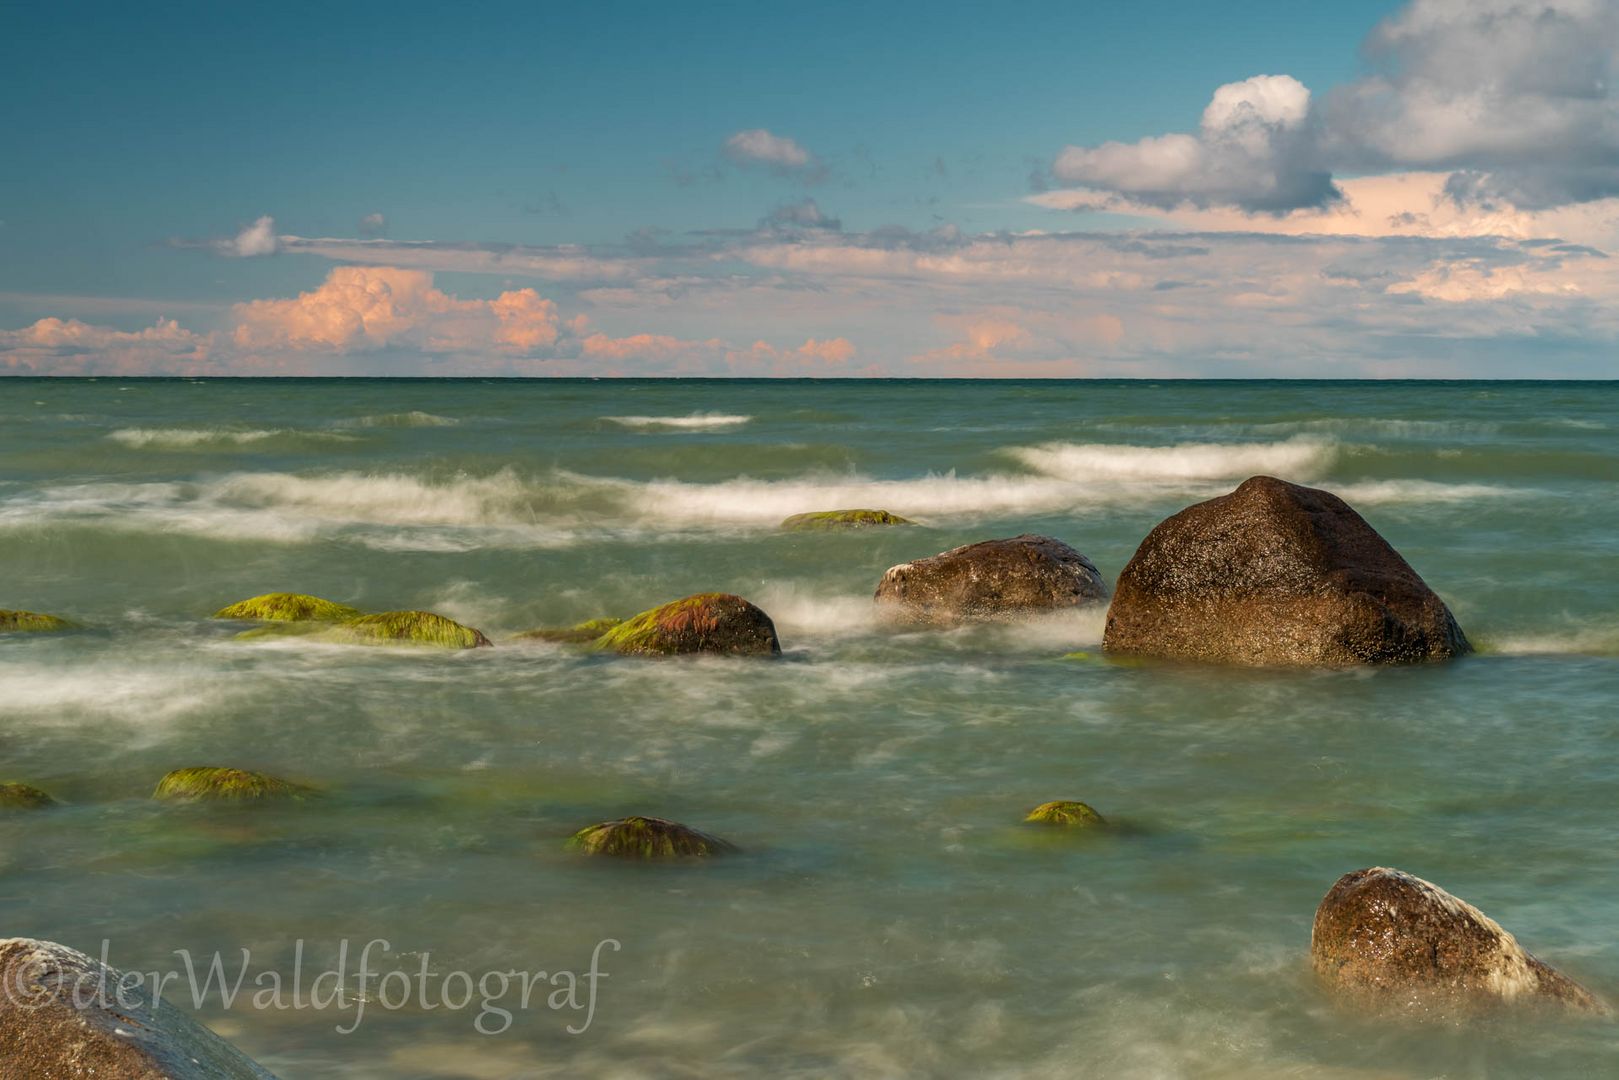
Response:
[[724, 128, 817, 173], [220, 215, 280, 257], [357, 212, 388, 237]]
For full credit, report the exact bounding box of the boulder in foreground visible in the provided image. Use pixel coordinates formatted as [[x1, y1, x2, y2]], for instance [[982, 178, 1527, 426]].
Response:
[[0, 610, 76, 633], [567, 816, 737, 859], [1310, 867, 1604, 1016], [324, 610, 492, 649], [0, 937, 279, 1078], [0, 783, 56, 811], [153, 767, 313, 803], [1103, 475, 1470, 666], [593, 593, 780, 656], [212, 593, 361, 622], [874, 534, 1107, 626], [1024, 800, 1106, 827], [781, 509, 915, 531]]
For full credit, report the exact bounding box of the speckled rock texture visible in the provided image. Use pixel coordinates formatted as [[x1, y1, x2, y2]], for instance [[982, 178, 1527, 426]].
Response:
[[1310, 868, 1604, 1016], [874, 534, 1107, 626], [0, 938, 279, 1078], [1103, 475, 1469, 666]]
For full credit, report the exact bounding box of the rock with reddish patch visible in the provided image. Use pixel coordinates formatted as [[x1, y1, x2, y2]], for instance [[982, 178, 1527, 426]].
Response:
[[593, 593, 780, 656]]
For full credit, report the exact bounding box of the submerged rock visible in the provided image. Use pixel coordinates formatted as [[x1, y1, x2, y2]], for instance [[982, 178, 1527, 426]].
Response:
[[874, 534, 1108, 626], [0, 783, 56, 811], [781, 509, 915, 531], [1024, 800, 1106, 827], [0, 610, 76, 633], [513, 617, 623, 644], [323, 610, 492, 649], [1104, 475, 1470, 666], [153, 767, 313, 803], [1310, 867, 1604, 1016], [593, 593, 780, 657], [0, 937, 279, 1078], [213, 592, 362, 622], [567, 816, 737, 859]]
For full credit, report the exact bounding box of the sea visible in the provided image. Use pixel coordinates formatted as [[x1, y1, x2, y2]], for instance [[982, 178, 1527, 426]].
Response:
[[1, 377, 1616, 1078]]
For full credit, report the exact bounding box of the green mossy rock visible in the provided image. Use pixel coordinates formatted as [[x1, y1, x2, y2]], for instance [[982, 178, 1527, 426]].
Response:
[[323, 610, 492, 649], [594, 593, 780, 657], [0, 610, 77, 633], [1025, 800, 1106, 827], [513, 617, 624, 644], [213, 592, 363, 622], [566, 816, 737, 859], [232, 622, 334, 642], [153, 767, 314, 803], [781, 509, 916, 531], [0, 783, 56, 810]]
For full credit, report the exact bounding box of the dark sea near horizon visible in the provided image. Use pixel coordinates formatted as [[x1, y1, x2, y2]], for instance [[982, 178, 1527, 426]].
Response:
[[2, 377, 1617, 1077]]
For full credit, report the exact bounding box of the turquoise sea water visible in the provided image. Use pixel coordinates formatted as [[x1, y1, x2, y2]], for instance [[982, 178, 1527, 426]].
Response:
[[1, 378, 1617, 1078]]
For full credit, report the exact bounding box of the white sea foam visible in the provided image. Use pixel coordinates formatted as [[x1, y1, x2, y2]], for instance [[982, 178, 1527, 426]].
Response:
[[603, 413, 752, 431], [1331, 479, 1522, 505], [341, 411, 460, 428], [106, 427, 355, 449], [1007, 436, 1337, 482]]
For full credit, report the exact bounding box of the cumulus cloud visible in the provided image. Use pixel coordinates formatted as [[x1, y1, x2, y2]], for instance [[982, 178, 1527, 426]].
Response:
[[760, 197, 841, 231], [219, 215, 280, 257], [723, 128, 823, 178], [0, 317, 212, 374]]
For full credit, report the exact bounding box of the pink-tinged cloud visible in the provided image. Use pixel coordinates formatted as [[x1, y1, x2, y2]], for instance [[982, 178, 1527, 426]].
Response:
[[0, 316, 213, 374], [723, 337, 864, 376]]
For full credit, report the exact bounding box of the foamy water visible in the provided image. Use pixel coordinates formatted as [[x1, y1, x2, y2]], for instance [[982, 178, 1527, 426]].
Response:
[[1, 378, 1615, 1079]]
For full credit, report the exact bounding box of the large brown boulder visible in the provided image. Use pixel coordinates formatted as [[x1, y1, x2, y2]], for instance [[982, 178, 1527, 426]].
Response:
[[873, 534, 1107, 626], [1310, 868, 1604, 1016], [1103, 475, 1469, 665], [0, 938, 279, 1078]]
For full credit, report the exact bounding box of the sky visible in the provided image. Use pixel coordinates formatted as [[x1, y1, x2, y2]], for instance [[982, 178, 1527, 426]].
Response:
[[3, 0, 1618, 377]]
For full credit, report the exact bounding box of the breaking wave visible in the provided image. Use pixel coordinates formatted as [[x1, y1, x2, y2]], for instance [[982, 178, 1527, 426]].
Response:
[[603, 413, 752, 431], [1006, 437, 1336, 482]]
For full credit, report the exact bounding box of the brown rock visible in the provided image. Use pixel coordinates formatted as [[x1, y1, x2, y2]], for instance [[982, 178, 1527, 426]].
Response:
[[1103, 475, 1469, 666], [1310, 867, 1604, 1016], [0, 938, 278, 1078], [873, 534, 1108, 626], [592, 593, 781, 656]]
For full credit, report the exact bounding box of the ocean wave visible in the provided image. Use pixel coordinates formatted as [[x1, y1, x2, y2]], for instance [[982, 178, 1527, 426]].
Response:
[[603, 413, 752, 431], [340, 411, 460, 428], [106, 427, 356, 449], [1330, 479, 1522, 505], [1478, 626, 1619, 657], [1006, 436, 1336, 483]]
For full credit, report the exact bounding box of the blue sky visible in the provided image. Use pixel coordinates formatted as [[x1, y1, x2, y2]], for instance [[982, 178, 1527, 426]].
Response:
[[5, 0, 1618, 377]]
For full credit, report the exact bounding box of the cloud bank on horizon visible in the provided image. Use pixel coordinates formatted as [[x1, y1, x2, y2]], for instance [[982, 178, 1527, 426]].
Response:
[[4, 0, 1619, 378]]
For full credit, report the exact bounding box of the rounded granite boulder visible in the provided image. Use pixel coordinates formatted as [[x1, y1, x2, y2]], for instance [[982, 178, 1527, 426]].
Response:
[[1310, 867, 1604, 1016], [874, 534, 1108, 626], [1103, 475, 1469, 666], [781, 509, 916, 531], [1024, 800, 1106, 827], [592, 593, 780, 657], [566, 816, 737, 859]]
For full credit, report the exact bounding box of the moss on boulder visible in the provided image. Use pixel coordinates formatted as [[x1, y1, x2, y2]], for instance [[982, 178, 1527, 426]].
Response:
[[0, 610, 77, 633], [153, 767, 313, 803], [513, 617, 623, 644], [781, 509, 916, 531], [593, 593, 780, 657], [213, 592, 362, 622], [323, 610, 492, 649], [1025, 800, 1106, 827], [566, 815, 737, 859], [0, 783, 57, 810]]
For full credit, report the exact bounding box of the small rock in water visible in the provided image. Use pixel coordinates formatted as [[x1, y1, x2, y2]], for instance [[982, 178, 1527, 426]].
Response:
[[0, 609, 77, 633], [781, 509, 916, 531], [153, 767, 313, 803], [323, 610, 492, 649], [567, 816, 737, 859], [593, 593, 780, 656], [874, 534, 1108, 626], [0, 937, 279, 1077], [1310, 867, 1605, 1016], [0, 783, 56, 810], [1024, 800, 1106, 827], [512, 617, 624, 644], [212, 592, 362, 622], [1104, 475, 1469, 666]]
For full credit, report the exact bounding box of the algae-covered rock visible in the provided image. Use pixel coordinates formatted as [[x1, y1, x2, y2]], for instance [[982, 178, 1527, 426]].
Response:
[[513, 617, 623, 644], [1104, 476, 1469, 666], [594, 593, 780, 657], [781, 509, 916, 531], [324, 610, 492, 649], [0, 783, 56, 811], [232, 622, 334, 642], [1310, 866, 1605, 1016], [213, 592, 362, 622], [567, 816, 737, 859], [0, 610, 77, 633], [874, 534, 1109, 626], [153, 767, 313, 803], [1025, 800, 1106, 827], [0, 938, 280, 1078]]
